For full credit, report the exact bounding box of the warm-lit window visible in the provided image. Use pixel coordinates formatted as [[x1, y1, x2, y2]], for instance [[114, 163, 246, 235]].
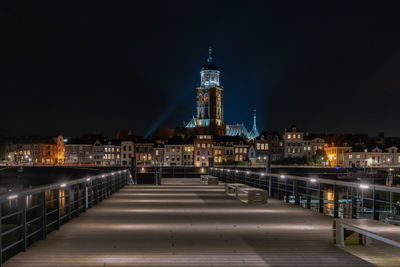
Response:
[[257, 143, 261, 150], [297, 134, 301, 139], [288, 134, 291, 139], [349, 155, 353, 159]]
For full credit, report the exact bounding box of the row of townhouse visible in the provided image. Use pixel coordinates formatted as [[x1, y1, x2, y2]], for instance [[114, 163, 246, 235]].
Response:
[[8, 136, 65, 165], [344, 146, 400, 168], [283, 125, 325, 160]]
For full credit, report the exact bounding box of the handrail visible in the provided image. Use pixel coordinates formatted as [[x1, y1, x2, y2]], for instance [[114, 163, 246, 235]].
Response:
[[210, 167, 400, 194], [0, 169, 129, 202]]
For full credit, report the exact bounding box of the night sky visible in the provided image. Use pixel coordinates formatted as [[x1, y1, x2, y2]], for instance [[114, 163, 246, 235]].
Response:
[[2, 1, 400, 137]]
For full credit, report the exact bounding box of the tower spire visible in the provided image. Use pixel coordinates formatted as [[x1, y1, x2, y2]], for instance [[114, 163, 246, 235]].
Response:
[[207, 46, 213, 63], [253, 107, 257, 130]]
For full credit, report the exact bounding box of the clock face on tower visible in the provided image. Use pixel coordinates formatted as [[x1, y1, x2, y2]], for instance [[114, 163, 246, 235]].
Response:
[[203, 94, 209, 102]]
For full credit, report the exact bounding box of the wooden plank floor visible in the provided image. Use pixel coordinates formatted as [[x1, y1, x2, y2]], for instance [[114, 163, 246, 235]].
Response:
[[4, 181, 373, 266]]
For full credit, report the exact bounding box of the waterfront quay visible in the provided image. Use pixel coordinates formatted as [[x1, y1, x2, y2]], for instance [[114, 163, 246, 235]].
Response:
[[4, 179, 372, 266]]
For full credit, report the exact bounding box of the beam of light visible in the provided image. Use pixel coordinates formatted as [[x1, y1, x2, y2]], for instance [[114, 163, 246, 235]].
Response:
[[144, 89, 190, 138]]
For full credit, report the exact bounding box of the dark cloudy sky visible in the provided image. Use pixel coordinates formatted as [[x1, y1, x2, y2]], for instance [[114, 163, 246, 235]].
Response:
[[2, 1, 400, 137]]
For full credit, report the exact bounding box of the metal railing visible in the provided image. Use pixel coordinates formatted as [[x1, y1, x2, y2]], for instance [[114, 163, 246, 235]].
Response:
[[210, 167, 400, 222], [0, 169, 131, 265]]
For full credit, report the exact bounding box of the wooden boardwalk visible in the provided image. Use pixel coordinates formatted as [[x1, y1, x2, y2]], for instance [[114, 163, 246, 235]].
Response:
[[4, 180, 373, 266]]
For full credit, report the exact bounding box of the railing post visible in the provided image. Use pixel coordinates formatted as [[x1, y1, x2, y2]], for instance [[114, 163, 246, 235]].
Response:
[[20, 194, 27, 252], [294, 180, 300, 206], [268, 176, 272, 199], [306, 182, 311, 209], [56, 189, 60, 229], [285, 179, 289, 203], [41, 191, 47, 240], [0, 200, 2, 266], [319, 184, 324, 214], [334, 184, 339, 218], [68, 186, 72, 222], [373, 187, 379, 221], [351, 187, 357, 219]]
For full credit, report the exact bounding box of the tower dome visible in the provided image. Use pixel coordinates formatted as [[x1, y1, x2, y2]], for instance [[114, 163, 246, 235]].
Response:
[[200, 47, 220, 88]]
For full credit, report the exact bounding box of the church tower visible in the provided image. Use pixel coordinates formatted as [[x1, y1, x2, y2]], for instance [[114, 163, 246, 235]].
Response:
[[187, 47, 226, 136]]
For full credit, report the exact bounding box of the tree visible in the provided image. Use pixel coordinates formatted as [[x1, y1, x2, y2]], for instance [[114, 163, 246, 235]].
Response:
[[312, 149, 326, 165]]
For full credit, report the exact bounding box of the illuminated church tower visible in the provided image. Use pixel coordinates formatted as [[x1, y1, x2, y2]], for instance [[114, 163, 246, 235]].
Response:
[[186, 47, 226, 136]]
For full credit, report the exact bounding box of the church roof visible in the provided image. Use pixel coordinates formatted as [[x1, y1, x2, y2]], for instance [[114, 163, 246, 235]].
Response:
[[202, 46, 218, 71], [185, 117, 197, 128], [226, 123, 249, 137], [248, 128, 260, 139]]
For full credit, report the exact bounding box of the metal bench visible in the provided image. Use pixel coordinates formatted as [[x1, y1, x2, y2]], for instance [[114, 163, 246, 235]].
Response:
[[333, 218, 400, 247]]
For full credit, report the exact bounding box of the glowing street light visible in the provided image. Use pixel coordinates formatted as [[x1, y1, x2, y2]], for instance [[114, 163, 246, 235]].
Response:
[[310, 178, 317, 183], [359, 184, 369, 189], [60, 183, 66, 188], [8, 194, 18, 200], [280, 175, 285, 179]]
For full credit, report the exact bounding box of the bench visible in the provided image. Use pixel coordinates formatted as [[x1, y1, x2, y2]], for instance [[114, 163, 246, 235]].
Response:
[[236, 186, 268, 204], [200, 175, 219, 185], [333, 218, 400, 247], [225, 183, 246, 197]]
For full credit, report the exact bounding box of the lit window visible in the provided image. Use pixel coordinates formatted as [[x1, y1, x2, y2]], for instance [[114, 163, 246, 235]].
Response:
[[288, 134, 291, 139], [349, 155, 353, 159]]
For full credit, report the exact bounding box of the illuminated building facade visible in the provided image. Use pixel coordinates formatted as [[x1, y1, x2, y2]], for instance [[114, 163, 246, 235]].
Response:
[[324, 143, 351, 167], [11, 136, 64, 165], [186, 47, 226, 136], [65, 139, 94, 165], [186, 48, 259, 139], [194, 135, 214, 167], [284, 125, 304, 158]]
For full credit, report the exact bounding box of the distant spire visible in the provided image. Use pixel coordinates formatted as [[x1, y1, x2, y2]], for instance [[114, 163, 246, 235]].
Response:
[[207, 46, 213, 63], [247, 107, 259, 139], [253, 107, 257, 130]]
